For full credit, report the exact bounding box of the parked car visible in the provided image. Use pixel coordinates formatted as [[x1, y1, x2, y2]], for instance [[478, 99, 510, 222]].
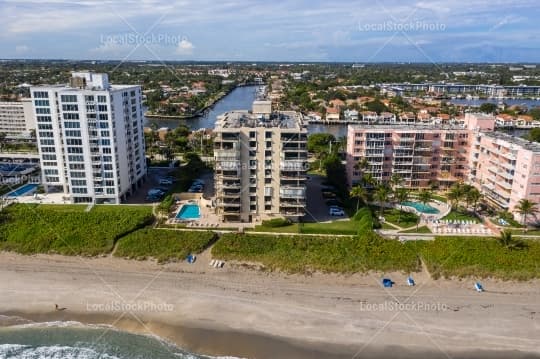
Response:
[[329, 207, 345, 216], [159, 179, 173, 185], [322, 191, 336, 199]]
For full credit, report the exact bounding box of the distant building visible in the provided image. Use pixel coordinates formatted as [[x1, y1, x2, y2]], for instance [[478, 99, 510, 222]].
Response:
[[344, 109, 359, 122], [0, 99, 35, 136], [31, 72, 146, 204], [213, 104, 307, 223]]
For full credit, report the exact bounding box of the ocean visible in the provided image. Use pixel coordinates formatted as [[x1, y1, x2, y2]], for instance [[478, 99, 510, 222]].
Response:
[[0, 320, 239, 359]]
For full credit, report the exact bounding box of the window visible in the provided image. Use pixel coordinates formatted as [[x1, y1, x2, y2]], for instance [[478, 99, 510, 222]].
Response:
[[70, 172, 86, 178], [98, 95, 107, 103], [38, 131, 54, 138], [72, 188, 88, 194], [40, 139, 54, 146], [63, 113, 80, 120], [68, 155, 84, 162], [43, 169, 58, 175], [69, 164, 85, 170], [42, 154, 56, 160], [67, 147, 83, 154], [64, 121, 80, 128], [71, 179, 87, 186], [61, 95, 77, 103], [66, 139, 82, 146], [97, 105, 108, 112], [41, 147, 56, 153], [65, 130, 81, 137], [38, 124, 52, 130], [37, 116, 51, 122], [98, 114, 108, 121], [35, 108, 50, 114], [62, 104, 78, 111], [33, 91, 49, 99], [34, 100, 50, 107]]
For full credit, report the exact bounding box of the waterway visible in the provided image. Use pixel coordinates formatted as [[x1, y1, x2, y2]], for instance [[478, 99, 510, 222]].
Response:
[[143, 86, 536, 139]]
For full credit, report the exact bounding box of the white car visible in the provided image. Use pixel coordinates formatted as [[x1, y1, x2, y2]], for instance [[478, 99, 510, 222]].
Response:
[[329, 207, 345, 216]]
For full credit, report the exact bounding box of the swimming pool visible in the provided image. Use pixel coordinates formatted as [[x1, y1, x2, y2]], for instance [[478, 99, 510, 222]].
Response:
[[4, 183, 38, 198], [401, 201, 440, 214], [176, 204, 201, 220]]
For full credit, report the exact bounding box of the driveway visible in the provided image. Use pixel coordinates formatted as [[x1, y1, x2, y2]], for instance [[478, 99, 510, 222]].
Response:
[[303, 174, 347, 223]]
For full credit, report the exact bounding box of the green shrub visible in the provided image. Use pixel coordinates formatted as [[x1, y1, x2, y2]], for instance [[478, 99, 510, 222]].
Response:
[[212, 232, 421, 273], [0, 204, 153, 256], [261, 218, 291, 228], [115, 229, 216, 263]]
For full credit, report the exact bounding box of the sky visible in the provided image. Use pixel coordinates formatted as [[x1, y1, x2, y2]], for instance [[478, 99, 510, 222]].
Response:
[[1, 0, 540, 63]]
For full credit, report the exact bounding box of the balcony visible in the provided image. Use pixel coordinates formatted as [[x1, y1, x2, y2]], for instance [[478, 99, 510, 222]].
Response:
[[280, 160, 306, 171], [221, 182, 241, 189]]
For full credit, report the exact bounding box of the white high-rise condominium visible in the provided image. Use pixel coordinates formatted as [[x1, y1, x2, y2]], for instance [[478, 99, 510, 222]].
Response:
[[31, 72, 147, 204]]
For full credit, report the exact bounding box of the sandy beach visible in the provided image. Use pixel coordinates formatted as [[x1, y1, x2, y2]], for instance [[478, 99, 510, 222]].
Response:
[[0, 250, 539, 359]]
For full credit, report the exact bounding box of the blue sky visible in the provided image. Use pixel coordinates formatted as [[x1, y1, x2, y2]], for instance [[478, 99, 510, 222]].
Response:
[[2, 0, 540, 62]]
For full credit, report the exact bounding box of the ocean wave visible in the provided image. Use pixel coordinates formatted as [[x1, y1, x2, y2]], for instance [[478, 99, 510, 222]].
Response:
[[8, 320, 113, 330], [0, 344, 121, 359]]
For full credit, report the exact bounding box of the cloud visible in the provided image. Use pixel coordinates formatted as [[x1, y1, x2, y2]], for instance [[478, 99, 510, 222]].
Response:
[[15, 45, 30, 53], [175, 38, 194, 55]]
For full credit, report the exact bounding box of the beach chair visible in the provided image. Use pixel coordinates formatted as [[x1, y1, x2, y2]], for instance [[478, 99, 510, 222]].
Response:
[[209, 260, 216, 266], [382, 278, 394, 288], [475, 282, 484, 292], [407, 277, 415, 286]]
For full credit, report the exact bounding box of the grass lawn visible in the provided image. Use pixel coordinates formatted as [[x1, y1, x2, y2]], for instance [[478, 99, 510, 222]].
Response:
[[251, 220, 360, 235], [0, 204, 153, 256], [115, 229, 216, 263], [400, 226, 432, 234], [442, 210, 479, 223], [381, 222, 397, 230], [379, 208, 419, 228], [212, 232, 422, 273]]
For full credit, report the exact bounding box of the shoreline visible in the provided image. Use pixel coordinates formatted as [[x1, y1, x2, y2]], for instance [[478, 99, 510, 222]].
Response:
[[0, 252, 539, 358]]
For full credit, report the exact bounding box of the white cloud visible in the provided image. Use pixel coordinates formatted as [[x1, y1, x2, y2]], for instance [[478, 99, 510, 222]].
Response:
[[15, 44, 30, 53], [175, 38, 194, 55]]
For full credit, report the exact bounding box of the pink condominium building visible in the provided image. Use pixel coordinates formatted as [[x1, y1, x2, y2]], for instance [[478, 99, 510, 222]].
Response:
[[469, 131, 540, 211], [346, 124, 471, 189], [346, 113, 540, 214]]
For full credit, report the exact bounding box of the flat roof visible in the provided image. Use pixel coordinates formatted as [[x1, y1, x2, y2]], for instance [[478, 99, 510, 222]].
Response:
[[483, 131, 540, 153], [348, 123, 468, 131], [215, 110, 305, 130]]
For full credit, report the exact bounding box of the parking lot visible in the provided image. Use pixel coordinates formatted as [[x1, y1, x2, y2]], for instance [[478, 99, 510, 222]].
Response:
[[303, 174, 348, 223], [125, 167, 175, 204]]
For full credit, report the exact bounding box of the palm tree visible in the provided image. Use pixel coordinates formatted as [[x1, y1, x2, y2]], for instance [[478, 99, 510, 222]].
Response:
[[514, 199, 539, 232], [390, 173, 403, 191], [447, 185, 462, 211], [394, 187, 410, 224], [466, 188, 481, 214], [350, 185, 368, 212], [362, 173, 376, 189], [417, 189, 433, 230], [374, 185, 392, 218], [497, 230, 525, 250], [355, 158, 369, 172]]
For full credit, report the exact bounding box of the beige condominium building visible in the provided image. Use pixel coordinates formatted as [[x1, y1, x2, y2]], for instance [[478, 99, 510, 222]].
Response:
[[0, 99, 36, 136], [214, 101, 307, 223]]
